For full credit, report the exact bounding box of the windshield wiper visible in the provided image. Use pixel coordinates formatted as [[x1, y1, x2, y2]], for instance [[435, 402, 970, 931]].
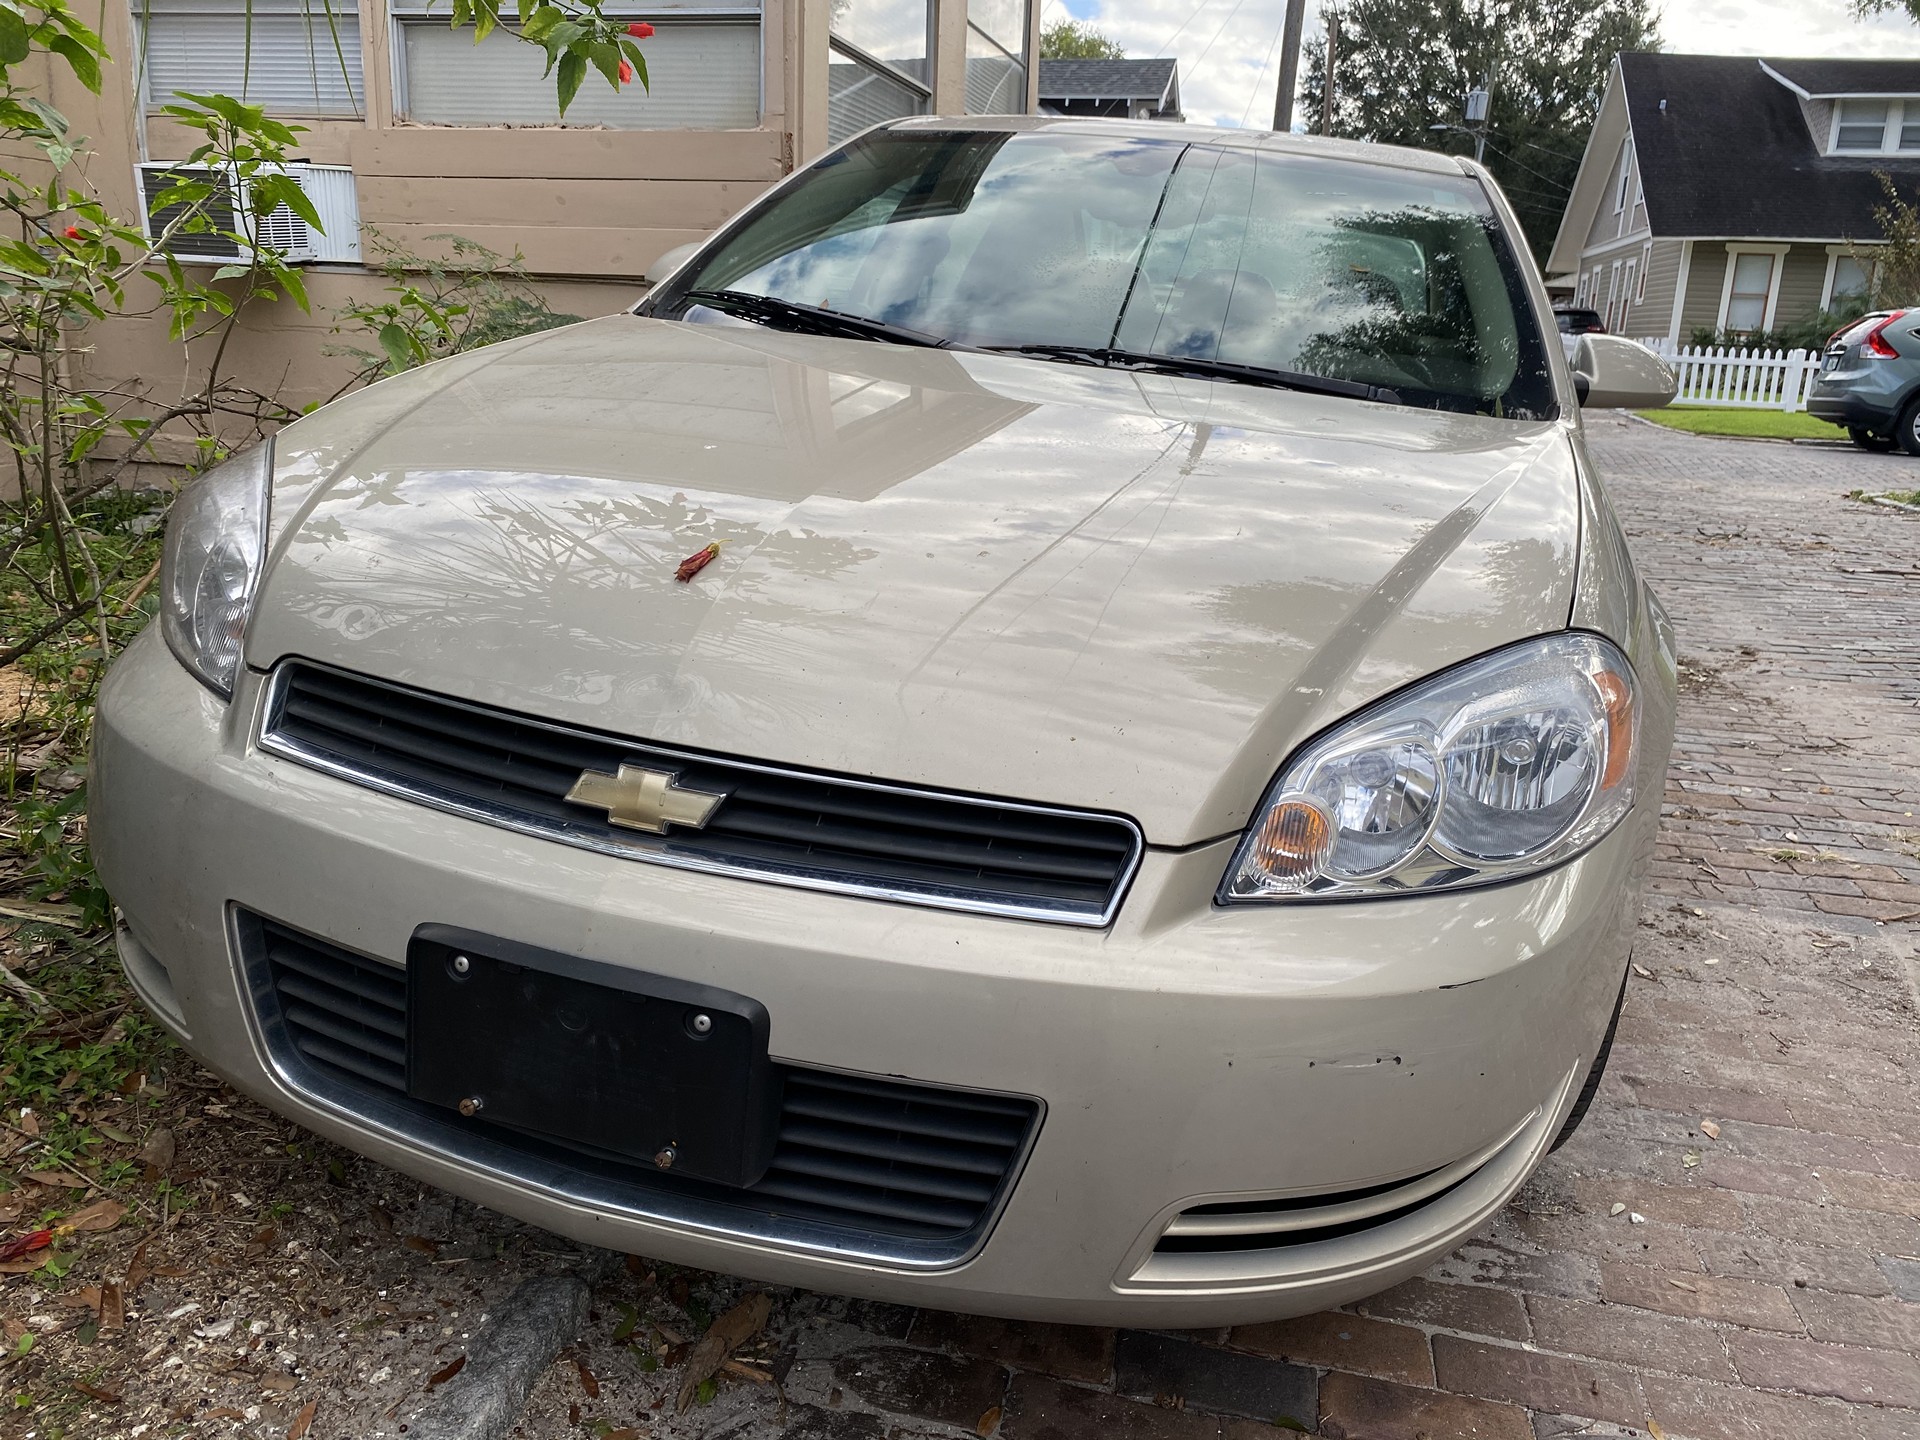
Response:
[[982, 344, 1401, 405], [677, 289, 957, 350]]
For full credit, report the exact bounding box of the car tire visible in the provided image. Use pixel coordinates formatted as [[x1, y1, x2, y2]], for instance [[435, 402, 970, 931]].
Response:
[[1848, 426, 1895, 452], [1896, 399, 1920, 457], [1549, 967, 1629, 1153]]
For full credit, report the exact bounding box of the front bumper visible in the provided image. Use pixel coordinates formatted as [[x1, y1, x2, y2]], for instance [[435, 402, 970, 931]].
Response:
[[93, 627, 1652, 1324]]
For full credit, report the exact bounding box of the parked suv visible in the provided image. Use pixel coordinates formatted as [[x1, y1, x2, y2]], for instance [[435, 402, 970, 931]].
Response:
[[1553, 307, 1607, 361], [1807, 309, 1920, 452]]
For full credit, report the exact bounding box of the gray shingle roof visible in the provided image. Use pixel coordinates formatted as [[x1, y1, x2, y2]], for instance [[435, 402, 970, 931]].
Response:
[[1623, 52, 1920, 240], [1037, 58, 1176, 103], [1762, 57, 1920, 97]]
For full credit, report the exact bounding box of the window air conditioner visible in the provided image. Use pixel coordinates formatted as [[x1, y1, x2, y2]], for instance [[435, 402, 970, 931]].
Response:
[[137, 162, 361, 265]]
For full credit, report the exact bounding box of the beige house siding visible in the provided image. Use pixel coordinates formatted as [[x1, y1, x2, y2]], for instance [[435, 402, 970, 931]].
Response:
[[1798, 96, 1834, 151], [1619, 238, 1682, 342], [44, 0, 1038, 457], [1679, 246, 1729, 338], [1775, 244, 1835, 325], [1583, 135, 1639, 251]]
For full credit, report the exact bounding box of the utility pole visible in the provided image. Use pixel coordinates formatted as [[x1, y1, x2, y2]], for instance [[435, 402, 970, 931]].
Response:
[[1271, 0, 1308, 133], [1320, 9, 1338, 135]]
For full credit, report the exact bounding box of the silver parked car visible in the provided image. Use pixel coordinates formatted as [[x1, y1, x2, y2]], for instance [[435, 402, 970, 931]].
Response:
[[93, 119, 1678, 1325], [1807, 308, 1920, 452]]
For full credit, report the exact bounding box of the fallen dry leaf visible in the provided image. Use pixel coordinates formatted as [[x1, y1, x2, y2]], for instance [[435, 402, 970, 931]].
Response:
[[261, 1373, 298, 1393], [675, 1292, 772, 1412], [287, 1399, 318, 1440], [403, 1234, 440, 1255], [60, 1198, 127, 1234], [1631, 963, 1654, 979], [99, 1282, 125, 1332], [577, 1359, 601, 1398], [427, 1355, 467, 1389], [1650, 1421, 1669, 1440], [721, 1360, 772, 1384], [976, 1404, 1003, 1435], [601, 1430, 643, 1440], [70, 1380, 121, 1404], [125, 1240, 152, 1294], [1700, 1120, 1721, 1140], [17, 1111, 38, 1137], [135, 1128, 176, 1176], [22, 1169, 83, 1188]]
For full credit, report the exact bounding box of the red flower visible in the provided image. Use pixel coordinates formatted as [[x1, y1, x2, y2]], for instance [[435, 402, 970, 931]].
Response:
[[618, 57, 634, 83], [626, 21, 653, 37], [63, 225, 80, 239]]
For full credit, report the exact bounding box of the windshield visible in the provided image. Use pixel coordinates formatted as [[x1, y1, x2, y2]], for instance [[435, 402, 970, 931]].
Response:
[[650, 128, 1558, 419]]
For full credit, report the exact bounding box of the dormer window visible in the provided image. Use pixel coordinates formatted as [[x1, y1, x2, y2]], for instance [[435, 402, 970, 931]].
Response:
[[1830, 98, 1920, 154]]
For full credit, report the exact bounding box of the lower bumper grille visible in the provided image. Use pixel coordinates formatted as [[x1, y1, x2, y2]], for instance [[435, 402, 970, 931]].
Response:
[[1152, 1112, 1537, 1256], [260, 662, 1141, 926], [246, 914, 1040, 1265]]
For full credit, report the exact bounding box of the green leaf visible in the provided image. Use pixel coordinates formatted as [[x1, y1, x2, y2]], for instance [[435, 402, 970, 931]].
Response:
[[586, 38, 620, 90], [520, 4, 559, 40], [277, 264, 310, 312], [377, 321, 415, 372], [250, 173, 322, 232], [472, 2, 495, 41], [0, 8, 31, 66], [555, 49, 585, 115], [211, 263, 250, 280], [46, 34, 99, 92]]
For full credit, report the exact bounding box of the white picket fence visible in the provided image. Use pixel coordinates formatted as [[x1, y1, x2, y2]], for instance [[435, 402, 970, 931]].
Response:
[[1634, 340, 1823, 412]]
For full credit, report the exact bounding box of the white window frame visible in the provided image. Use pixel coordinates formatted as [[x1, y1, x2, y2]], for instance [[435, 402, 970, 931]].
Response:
[[1605, 258, 1622, 330], [1612, 140, 1632, 214], [1636, 241, 1650, 303], [1820, 245, 1878, 310], [1716, 243, 1789, 334], [1827, 96, 1920, 155]]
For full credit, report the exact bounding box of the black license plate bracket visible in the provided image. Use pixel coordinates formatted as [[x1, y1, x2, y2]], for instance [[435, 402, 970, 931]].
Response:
[[406, 925, 778, 1188]]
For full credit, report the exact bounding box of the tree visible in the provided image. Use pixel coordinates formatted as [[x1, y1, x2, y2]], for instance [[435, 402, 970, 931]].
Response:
[[1866, 170, 1920, 307], [1299, 0, 1659, 263], [1853, 0, 1920, 20], [1040, 18, 1124, 60]]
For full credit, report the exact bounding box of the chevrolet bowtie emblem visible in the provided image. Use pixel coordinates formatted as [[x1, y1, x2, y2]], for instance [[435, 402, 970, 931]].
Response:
[[564, 764, 726, 834]]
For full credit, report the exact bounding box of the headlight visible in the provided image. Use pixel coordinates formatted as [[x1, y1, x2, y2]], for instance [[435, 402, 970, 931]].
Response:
[[160, 441, 272, 699], [1221, 632, 1638, 902]]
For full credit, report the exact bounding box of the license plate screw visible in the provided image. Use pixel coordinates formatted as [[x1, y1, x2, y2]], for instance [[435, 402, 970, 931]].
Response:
[[452, 954, 471, 975], [653, 1145, 677, 1170], [458, 1096, 484, 1116], [690, 1013, 713, 1035]]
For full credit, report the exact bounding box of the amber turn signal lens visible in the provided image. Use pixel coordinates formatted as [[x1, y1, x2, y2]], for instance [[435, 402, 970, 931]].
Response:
[[1594, 669, 1635, 790], [1247, 798, 1332, 891]]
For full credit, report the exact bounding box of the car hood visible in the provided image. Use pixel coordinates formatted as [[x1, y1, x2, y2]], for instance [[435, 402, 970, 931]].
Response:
[[250, 316, 1581, 847]]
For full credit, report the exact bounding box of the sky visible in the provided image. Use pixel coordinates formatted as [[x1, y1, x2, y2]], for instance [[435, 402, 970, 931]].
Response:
[[1040, 0, 1920, 129]]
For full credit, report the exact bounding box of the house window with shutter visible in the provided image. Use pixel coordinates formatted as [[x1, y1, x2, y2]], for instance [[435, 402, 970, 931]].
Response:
[[136, 0, 363, 115], [964, 0, 1028, 114], [829, 0, 932, 145], [392, 0, 761, 129]]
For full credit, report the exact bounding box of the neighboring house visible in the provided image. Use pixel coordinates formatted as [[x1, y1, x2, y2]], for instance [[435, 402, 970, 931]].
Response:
[[36, 0, 1039, 427], [1548, 53, 1920, 347], [1037, 58, 1182, 121]]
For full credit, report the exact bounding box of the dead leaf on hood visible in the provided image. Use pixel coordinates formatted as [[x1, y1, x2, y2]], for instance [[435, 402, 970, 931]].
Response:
[[1699, 1120, 1721, 1140], [675, 1293, 771, 1412], [976, 1405, 1003, 1436]]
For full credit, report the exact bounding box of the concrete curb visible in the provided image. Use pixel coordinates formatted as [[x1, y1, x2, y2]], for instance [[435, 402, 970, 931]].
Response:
[[403, 1274, 593, 1440]]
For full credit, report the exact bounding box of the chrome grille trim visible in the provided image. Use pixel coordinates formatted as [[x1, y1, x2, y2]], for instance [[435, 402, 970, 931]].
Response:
[[256, 661, 1144, 927]]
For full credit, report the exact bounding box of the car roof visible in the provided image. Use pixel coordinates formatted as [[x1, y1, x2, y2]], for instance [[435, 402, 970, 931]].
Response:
[[881, 116, 1481, 181]]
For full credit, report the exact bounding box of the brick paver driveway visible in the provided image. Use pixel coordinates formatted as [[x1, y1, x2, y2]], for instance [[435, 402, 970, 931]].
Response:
[[676, 414, 1920, 1440]]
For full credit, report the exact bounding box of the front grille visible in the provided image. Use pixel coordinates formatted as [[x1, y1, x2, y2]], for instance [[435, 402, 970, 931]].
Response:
[[260, 663, 1140, 927], [247, 916, 1040, 1263]]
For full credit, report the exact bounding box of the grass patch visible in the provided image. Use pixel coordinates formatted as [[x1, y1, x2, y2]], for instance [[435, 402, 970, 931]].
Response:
[[1632, 406, 1847, 440]]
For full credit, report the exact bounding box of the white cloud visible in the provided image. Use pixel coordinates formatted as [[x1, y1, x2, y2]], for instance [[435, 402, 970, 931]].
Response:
[[1042, 0, 1920, 131]]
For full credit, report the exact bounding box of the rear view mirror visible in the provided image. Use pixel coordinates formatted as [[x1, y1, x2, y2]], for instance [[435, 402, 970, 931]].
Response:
[[1572, 335, 1678, 409]]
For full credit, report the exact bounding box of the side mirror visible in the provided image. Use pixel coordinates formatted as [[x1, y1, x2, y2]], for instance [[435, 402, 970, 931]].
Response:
[[1572, 334, 1677, 409], [643, 240, 704, 287]]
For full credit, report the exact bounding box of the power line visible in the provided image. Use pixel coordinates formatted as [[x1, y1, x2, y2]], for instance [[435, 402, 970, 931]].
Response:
[[1182, 0, 1253, 85], [1155, 0, 1219, 60]]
